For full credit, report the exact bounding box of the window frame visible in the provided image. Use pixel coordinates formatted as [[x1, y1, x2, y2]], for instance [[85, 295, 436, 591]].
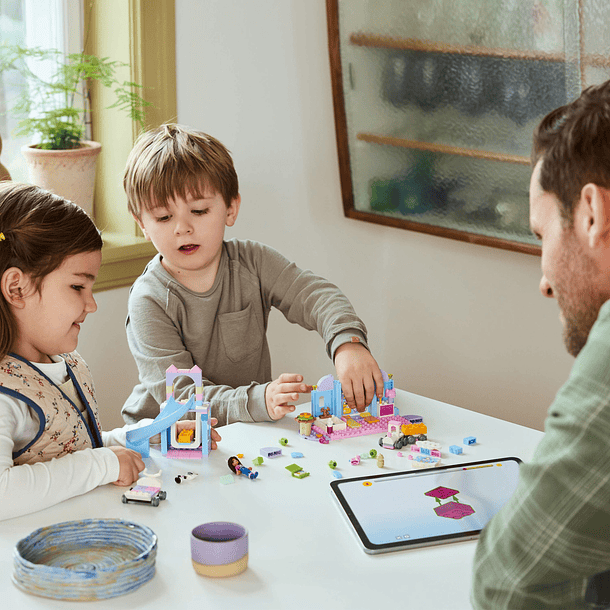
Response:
[[85, 0, 176, 292]]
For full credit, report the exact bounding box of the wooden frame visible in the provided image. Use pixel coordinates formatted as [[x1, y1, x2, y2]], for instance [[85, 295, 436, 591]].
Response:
[[86, 0, 176, 291], [326, 0, 545, 255]]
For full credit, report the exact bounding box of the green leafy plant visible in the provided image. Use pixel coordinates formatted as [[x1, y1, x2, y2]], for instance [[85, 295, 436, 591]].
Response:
[[0, 44, 150, 149]]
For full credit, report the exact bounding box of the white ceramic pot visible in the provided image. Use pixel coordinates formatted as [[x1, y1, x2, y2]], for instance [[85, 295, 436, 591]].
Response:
[[21, 140, 102, 218]]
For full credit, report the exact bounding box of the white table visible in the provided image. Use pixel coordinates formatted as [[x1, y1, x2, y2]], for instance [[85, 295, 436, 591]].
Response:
[[0, 390, 543, 610]]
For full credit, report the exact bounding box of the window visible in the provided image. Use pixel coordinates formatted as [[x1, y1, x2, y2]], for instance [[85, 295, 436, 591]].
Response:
[[1, 0, 177, 291], [0, 0, 84, 182]]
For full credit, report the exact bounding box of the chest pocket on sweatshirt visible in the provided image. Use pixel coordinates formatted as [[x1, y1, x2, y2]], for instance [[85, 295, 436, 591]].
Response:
[[218, 303, 264, 363]]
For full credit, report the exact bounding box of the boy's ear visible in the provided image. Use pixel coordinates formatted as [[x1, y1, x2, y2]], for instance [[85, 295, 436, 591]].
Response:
[[132, 213, 150, 240], [225, 195, 241, 227], [577, 183, 610, 251], [1, 267, 27, 309]]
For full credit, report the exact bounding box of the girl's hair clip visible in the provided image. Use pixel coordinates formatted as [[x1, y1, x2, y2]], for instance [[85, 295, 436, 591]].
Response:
[[0, 233, 5, 242]]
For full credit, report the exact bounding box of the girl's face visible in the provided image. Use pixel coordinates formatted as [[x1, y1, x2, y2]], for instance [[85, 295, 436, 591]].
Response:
[[12, 250, 101, 363]]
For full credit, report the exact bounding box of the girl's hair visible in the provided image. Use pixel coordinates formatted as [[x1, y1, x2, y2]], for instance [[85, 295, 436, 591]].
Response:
[[0, 182, 103, 359], [227, 456, 241, 473]]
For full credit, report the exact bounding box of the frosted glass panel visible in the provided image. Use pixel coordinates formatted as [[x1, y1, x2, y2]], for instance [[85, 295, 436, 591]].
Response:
[[329, 0, 589, 253]]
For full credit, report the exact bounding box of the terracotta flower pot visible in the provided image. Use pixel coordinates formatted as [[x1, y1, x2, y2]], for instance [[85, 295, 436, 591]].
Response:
[[21, 140, 102, 218], [0, 135, 11, 181]]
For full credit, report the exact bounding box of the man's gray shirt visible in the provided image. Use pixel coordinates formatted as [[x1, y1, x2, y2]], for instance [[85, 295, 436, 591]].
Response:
[[123, 239, 368, 426]]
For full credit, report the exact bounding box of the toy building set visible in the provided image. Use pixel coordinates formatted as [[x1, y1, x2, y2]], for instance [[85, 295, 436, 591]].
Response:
[[302, 370, 424, 444], [126, 365, 212, 460]]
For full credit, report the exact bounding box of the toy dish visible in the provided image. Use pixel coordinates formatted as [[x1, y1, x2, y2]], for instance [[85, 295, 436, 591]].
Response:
[[13, 518, 157, 601]]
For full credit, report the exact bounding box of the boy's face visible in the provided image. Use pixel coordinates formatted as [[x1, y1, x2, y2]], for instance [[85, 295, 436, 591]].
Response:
[[136, 189, 240, 292]]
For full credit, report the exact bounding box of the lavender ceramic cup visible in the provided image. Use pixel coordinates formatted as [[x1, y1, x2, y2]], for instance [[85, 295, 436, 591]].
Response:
[[191, 522, 248, 577]]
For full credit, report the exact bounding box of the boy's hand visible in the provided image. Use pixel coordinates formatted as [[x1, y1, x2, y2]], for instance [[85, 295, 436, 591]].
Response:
[[334, 342, 384, 412], [209, 418, 221, 450], [265, 373, 312, 421], [109, 446, 145, 486], [150, 418, 222, 450]]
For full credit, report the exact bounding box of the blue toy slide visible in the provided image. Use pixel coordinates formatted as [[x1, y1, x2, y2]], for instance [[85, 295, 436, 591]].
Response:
[[126, 396, 195, 458]]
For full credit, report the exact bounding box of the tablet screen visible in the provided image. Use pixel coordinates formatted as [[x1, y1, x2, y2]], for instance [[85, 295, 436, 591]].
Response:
[[330, 457, 521, 553]]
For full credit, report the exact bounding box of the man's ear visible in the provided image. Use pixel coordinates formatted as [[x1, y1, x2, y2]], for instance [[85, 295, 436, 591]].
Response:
[[226, 194, 241, 227], [1, 267, 27, 309], [578, 183, 610, 250]]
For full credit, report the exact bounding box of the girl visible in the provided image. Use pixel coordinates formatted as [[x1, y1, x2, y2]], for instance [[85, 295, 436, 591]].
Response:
[[0, 182, 218, 520]]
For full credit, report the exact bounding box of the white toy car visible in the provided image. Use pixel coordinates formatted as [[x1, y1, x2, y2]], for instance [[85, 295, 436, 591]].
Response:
[[122, 470, 167, 507]]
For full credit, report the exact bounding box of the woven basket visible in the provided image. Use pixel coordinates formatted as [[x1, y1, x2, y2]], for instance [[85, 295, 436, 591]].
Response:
[[13, 518, 157, 601]]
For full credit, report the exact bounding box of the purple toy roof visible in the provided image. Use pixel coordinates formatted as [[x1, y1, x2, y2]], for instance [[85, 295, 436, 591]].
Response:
[[317, 374, 335, 391], [425, 486, 460, 500]]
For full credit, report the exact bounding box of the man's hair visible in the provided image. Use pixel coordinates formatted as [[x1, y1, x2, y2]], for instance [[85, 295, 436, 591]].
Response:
[[123, 123, 239, 217], [0, 181, 103, 359], [532, 80, 610, 225]]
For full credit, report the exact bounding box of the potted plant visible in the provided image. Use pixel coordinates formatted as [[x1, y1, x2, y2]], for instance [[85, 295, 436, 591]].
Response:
[[0, 44, 149, 217], [296, 412, 315, 436]]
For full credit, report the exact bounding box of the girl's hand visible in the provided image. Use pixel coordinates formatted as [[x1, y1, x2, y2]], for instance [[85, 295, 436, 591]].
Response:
[[109, 446, 145, 486]]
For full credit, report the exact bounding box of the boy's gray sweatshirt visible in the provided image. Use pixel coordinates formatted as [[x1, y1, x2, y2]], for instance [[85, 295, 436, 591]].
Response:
[[122, 239, 368, 426]]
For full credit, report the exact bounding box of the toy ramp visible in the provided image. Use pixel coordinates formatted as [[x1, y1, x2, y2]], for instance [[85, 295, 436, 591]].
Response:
[[126, 396, 195, 457]]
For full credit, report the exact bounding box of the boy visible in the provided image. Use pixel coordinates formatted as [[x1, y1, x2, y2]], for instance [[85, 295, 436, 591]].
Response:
[[122, 124, 384, 426]]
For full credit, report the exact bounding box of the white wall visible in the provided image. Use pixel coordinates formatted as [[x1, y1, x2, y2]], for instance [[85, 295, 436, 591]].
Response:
[[79, 287, 136, 430], [82, 0, 574, 432]]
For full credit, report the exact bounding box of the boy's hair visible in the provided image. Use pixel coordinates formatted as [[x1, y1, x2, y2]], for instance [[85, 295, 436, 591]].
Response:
[[123, 123, 239, 218], [0, 182, 103, 359], [532, 79, 610, 226]]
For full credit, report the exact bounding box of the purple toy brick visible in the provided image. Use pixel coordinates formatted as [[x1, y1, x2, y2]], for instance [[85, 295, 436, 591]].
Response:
[[260, 447, 282, 458], [434, 501, 475, 520]]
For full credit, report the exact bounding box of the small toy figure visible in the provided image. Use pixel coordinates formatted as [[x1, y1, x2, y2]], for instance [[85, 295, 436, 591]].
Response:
[[228, 456, 259, 480], [175, 471, 198, 484]]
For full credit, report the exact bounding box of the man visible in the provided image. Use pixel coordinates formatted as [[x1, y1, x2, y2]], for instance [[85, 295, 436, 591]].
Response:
[[471, 80, 610, 609]]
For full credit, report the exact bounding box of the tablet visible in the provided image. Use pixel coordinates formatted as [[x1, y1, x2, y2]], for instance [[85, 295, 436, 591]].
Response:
[[330, 457, 521, 554]]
